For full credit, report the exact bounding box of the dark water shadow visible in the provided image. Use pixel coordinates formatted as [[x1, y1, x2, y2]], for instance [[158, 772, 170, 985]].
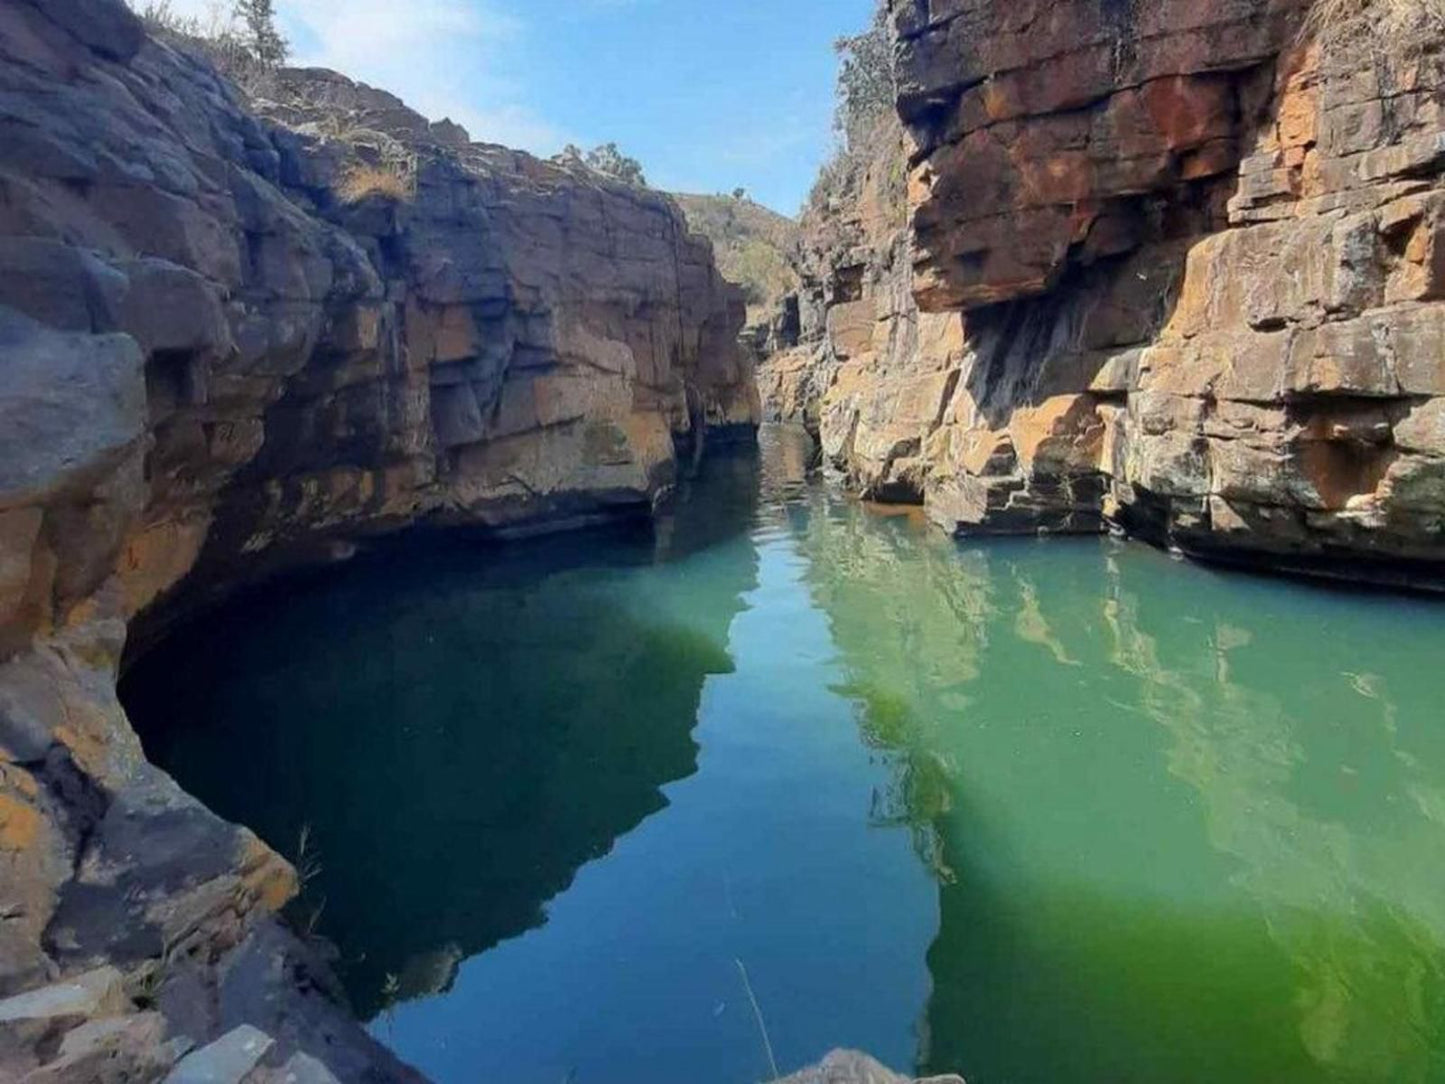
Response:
[[122, 444, 767, 1019]]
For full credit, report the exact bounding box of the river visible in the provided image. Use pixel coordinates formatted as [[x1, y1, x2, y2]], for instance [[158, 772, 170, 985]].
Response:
[[123, 425, 1445, 1084]]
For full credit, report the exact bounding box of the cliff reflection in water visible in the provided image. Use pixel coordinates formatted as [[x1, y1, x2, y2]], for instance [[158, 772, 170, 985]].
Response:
[[123, 428, 1444, 1084], [124, 447, 765, 1019], [795, 498, 1445, 1083]]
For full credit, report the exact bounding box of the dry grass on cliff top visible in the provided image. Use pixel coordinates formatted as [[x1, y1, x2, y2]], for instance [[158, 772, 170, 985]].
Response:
[[1307, 0, 1445, 45], [336, 162, 415, 204], [675, 194, 801, 320]]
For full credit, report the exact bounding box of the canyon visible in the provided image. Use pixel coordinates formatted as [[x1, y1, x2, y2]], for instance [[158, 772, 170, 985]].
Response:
[[762, 0, 1445, 587], [0, 0, 755, 1078], [0, 0, 1442, 1080]]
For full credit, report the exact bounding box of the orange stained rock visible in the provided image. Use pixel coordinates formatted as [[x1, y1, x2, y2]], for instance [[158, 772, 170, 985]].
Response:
[[239, 832, 301, 914], [0, 788, 42, 853], [1141, 75, 1237, 152], [119, 518, 212, 620], [1010, 394, 1106, 474], [959, 429, 1016, 477]]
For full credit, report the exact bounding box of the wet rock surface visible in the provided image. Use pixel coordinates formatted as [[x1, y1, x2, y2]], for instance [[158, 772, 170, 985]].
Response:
[[762, 0, 1445, 586], [0, 0, 756, 1078]]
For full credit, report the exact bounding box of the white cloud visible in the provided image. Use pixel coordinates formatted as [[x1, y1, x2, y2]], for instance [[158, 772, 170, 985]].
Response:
[[144, 0, 569, 156], [283, 0, 511, 77], [425, 102, 572, 154], [283, 0, 570, 153]]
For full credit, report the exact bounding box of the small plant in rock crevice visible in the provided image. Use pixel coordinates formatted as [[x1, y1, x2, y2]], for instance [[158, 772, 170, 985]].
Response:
[[287, 822, 331, 942], [294, 822, 323, 888], [1305, 0, 1445, 48], [336, 160, 417, 205], [380, 972, 401, 1037]]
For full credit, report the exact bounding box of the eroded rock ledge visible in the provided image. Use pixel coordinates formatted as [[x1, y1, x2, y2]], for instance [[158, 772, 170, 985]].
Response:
[[0, 0, 756, 1078], [763, 0, 1445, 587]]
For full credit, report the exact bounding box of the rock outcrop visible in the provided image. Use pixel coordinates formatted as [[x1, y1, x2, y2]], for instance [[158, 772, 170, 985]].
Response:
[[674, 192, 802, 335], [777, 1049, 965, 1084], [760, 111, 960, 503], [0, 0, 756, 1078], [763, 0, 1445, 585]]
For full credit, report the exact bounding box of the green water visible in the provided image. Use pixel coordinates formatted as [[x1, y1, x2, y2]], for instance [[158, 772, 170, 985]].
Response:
[[123, 426, 1445, 1084]]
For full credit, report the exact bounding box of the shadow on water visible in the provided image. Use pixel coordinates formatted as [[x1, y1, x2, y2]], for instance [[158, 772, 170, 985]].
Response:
[[122, 443, 768, 1019], [795, 501, 1445, 1084], [122, 426, 1445, 1082]]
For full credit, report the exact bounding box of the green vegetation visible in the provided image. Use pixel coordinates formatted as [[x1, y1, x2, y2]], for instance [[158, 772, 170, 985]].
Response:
[[833, 2, 897, 149], [234, 0, 287, 69], [129, 0, 289, 91], [806, 0, 905, 224], [673, 192, 801, 321], [554, 142, 649, 188]]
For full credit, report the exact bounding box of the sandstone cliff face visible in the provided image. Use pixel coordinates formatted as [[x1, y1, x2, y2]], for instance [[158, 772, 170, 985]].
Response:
[[759, 113, 961, 502], [0, 0, 755, 1078], [763, 0, 1445, 584], [1, 13, 757, 649]]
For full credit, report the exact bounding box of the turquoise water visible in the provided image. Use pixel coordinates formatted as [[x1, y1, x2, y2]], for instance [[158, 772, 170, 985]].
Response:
[[124, 427, 1445, 1084]]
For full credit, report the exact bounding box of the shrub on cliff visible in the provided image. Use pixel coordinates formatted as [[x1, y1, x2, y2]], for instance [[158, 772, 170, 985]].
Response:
[[133, 1, 247, 62], [555, 143, 650, 188], [1306, 0, 1445, 46], [336, 160, 416, 204], [833, 2, 897, 150], [806, 0, 905, 226], [129, 0, 288, 92]]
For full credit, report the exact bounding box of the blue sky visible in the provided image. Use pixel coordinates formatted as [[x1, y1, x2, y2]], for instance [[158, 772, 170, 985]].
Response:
[[163, 0, 875, 213]]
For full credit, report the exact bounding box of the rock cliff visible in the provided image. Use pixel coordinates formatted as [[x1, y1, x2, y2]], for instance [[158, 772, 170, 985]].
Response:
[[762, 0, 1445, 586], [0, 0, 756, 1078]]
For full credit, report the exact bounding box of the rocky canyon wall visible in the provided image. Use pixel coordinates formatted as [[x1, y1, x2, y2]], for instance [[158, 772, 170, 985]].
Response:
[[763, 0, 1445, 585], [0, 0, 756, 1079]]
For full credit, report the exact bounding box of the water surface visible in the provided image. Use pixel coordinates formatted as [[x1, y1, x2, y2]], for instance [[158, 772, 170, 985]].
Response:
[[125, 427, 1445, 1084]]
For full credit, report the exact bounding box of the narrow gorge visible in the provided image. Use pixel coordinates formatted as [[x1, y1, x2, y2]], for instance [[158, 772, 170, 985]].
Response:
[[1, 0, 755, 1076], [763, 0, 1445, 587], [1, 0, 1443, 1082]]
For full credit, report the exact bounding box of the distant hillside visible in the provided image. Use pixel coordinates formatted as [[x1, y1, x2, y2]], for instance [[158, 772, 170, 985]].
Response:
[[674, 194, 800, 324]]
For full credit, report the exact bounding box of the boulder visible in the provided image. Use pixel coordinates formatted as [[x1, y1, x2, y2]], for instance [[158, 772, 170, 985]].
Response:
[[778, 1049, 965, 1084], [164, 1025, 274, 1084], [0, 967, 127, 1024], [0, 309, 146, 506]]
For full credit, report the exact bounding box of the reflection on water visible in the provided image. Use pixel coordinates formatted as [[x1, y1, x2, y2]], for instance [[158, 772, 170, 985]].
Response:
[[124, 457, 764, 1017], [125, 426, 1445, 1084], [796, 496, 1445, 1083]]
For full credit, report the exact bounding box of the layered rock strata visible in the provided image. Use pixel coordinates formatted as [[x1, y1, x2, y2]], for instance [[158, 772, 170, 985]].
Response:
[[0, 0, 756, 1078], [760, 110, 967, 503], [763, 0, 1445, 584]]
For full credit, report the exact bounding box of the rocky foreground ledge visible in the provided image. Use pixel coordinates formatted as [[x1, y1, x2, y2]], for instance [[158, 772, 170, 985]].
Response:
[[0, 0, 758, 1078], [777, 1050, 964, 1084], [764, 0, 1445, 588]]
